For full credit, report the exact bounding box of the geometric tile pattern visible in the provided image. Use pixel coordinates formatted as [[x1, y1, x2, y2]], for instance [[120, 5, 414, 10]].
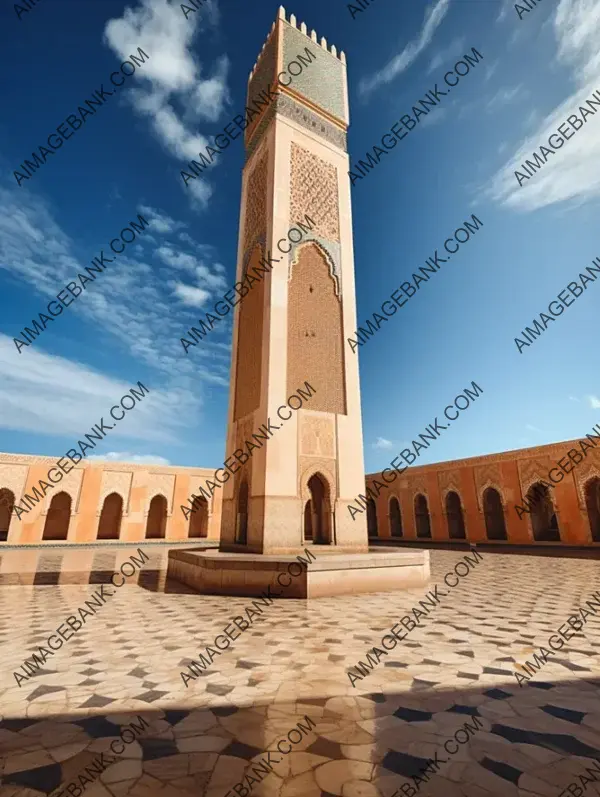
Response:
[[1, 548, 600, 795]]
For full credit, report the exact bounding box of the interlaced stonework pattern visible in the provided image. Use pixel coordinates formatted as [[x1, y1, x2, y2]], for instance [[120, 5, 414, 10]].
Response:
[[243, 153, 268, 255], [287, 244, 347, 415], [234, 246, 265, 421], [290, 143, 340, 243]]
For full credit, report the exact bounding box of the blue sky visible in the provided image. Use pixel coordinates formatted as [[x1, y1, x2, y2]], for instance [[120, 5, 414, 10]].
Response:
[[0, 0, 599, 474]]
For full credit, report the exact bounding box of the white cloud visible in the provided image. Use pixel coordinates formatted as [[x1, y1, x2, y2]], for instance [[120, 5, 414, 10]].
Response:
[[0, 187, 231, 405], [185, 176, 214, 208], [373, 437, 394, 450], [427, 36, 466, 73], [359, 0, 451, 96], [178, 231, 197, 246], [488, 0, 600, 211], [195, 264, 228, 291], [496, 0, 516, 24], [139, 204, 186, 235], [0, 335, 186, 444], [103, 0, 230, 206], [522, 107, 543, 130], [486, 84, 527, 112], [569, 395, 581, 402], [525, 424, 543, 433], [157, 244, 228, 292], [421, 106, 448, 128], [172, 282, 212, 307], [156, 244, 200, 272], [188, 55, 230, 122], [484, 60, 499, 82], [88, 451, 171, 465], [587, 395, 600, 408]]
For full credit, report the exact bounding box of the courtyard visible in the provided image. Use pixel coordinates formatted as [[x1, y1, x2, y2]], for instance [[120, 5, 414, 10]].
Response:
[[1, 547, 599, 796]]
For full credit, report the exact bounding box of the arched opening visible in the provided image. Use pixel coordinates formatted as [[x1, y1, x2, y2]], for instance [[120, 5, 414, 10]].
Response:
[[97, 493, 123, 540], [446, 491, 466, 539], [527, 482, 560, 541], [305, 473, 331, 544], [189, 496, 208, 538], [585, 478, 600, 542], [42, 492, 72, 541], [415, 494, 431, 538], [389, 496, 402, 537], [367, 498, 378, 537], [0, 488, 15, 541], [303, 500, 313, 541], [236, 479, 249, 545], [483, 487, 507, 540], [145, 495, 167, 539]]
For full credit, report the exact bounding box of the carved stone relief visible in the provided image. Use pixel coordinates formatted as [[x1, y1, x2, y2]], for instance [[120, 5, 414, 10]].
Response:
[[300, 415, 335, 458]]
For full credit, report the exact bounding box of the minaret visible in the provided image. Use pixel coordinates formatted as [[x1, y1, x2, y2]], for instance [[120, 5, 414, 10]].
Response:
[[220, 6, 368, 554]]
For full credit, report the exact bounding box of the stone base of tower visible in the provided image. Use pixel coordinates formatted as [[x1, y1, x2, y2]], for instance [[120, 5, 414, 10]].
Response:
[[166, 547, 430, 598]]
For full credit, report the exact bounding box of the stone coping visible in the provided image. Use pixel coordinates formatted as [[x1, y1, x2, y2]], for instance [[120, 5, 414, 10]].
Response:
[[366, 433, 600, 478], [168, 547, 427, 572], [0, 541, 219, 550], [369, 538, 600, 548], [0, 451, 219, 473]]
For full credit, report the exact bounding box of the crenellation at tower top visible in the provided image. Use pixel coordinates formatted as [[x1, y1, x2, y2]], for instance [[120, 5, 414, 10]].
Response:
[[245, 7, 350, 157], [249, 6, 346, 84]]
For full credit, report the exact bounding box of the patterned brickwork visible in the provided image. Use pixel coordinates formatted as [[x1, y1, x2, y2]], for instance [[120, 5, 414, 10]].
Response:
[[243, 154, 268, 255], [287, 243, 346, 415], [234, 247, 265, 421], [438, 469, 463, 508], [282, 24, 347, 122], [0, 463, 27, 505], [474, 463, 505, 510], [290, 143, 340, 243], [98, 471, 133, 514], [518, 456, 555, 500]]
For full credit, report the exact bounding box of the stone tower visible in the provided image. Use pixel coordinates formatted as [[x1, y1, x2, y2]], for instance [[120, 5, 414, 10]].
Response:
[[219, 6, 368, 555]]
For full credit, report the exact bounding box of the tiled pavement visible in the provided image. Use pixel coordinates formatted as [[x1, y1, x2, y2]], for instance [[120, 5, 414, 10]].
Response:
[[1, 547, 600, 796]]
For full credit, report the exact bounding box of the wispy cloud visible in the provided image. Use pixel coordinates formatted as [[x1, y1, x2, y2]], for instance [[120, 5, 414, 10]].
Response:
[[88, 451, 171, 465], [525, 423, 544, 433], [496, 0, 516, 24], [0, 334, 186, 444], [171, 282, 212, 307], [373, 437, 394, 450], [587, 395, 600, 409], [427, 35, 466, 73], [139, 205, 187, 235], [421, 105, 448, 128], [0, 185, 231, 445], [486, 84, 527, 113], [488, 0, 600, 211], [484, 60, 499, 82], [359, 0, 451, 97], [104, 0, 230, 208]]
